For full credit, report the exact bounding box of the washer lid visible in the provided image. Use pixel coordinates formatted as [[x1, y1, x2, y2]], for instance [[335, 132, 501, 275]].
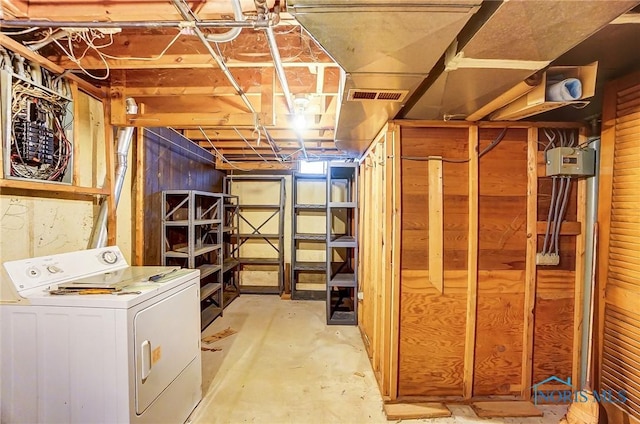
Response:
[[3, 247, 128, 296]]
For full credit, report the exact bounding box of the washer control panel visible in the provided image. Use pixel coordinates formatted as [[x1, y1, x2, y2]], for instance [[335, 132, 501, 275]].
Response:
[[3, 247, 128, 294]]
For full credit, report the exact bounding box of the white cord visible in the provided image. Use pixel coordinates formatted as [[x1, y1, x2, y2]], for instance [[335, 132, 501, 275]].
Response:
[[198, 127, 250, 171]]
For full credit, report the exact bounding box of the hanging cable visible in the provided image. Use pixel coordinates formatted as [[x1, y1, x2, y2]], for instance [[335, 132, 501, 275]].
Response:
[[541, 176, 558, 255], [553, 176, 572, 255], [198, 127, 251, 171], [401, 127, 508, 163], [233, 127, 269, 162]]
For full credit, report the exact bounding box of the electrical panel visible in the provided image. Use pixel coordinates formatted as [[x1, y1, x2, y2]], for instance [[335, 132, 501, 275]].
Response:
[[1, 48, 74, 184], [545, 146, 595, 177]]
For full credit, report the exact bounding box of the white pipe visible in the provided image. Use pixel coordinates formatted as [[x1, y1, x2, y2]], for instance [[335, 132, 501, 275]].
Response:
[[204, 0, 244, 43], [580, 138, 600, 388], [89, 98, 138, 248], [264, 26, 308, 159]]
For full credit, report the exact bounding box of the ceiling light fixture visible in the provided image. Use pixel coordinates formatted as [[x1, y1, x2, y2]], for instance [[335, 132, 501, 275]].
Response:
[[293, 94, 310, 131]]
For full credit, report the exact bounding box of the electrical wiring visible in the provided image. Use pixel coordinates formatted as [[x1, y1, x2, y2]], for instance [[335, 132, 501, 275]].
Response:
[[401, 127, 509, 163], [0, 27, 40, 35], [541, 176, 557, 255], [233, 127, 269, 162], [198, 127, 251, 171], [9, 76, 72, 181], [553, 176, 572, 255], [50, 29, 183, 80]]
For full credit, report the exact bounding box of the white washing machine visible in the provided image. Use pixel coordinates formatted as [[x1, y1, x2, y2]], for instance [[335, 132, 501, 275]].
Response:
[[0, 247, 202, 424]]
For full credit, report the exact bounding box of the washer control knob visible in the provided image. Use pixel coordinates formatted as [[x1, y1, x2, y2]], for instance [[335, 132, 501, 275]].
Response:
[[47, 265, 62, 274], [27, 267, 40, 278], [101, 250, 119, 265]]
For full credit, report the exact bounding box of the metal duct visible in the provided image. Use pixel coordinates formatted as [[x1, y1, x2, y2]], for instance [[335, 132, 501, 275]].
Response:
[[286, 0, 482, 156], [88, 98, 138, 249], [403, 0, 640, 120]]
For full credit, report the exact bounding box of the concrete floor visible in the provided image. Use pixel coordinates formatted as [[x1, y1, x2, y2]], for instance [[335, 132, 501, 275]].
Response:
[[187, 295, 567, 424]]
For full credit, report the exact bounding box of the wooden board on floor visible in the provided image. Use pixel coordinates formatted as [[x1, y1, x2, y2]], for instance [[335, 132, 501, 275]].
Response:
[[383, 402, 452, 420], [202, 327, 237, 344], [471, 401, 543, 418]]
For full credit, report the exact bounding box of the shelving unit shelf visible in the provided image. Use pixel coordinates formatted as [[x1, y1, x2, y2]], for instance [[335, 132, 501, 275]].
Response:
[[225, 176, 285, 295], [161, 190, 239, 330], [326, 163, 359, 325], [221, 194, 241, 308], [291, 173, 327, 300]]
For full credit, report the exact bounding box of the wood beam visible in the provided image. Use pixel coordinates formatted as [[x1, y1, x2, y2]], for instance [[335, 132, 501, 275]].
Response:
[[197, 140, 336, 149], [21, 1, 263, 21], [389, 123, 402, 401], [521, 127, 539, 400], [109, 70, 127, 126], [463, 125, 479, 399], [46, 28, 334, 70], [428, 159, 444, 293], [261, 67, 275, 126], [123, 112, 268, 127], [188, 128, 335, 141], [215, 159, 297, 171]]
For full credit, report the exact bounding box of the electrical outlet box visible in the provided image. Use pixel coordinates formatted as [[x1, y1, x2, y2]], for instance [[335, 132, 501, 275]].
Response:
[[536, 253, 560, 266], [546, 147, 595, 177]]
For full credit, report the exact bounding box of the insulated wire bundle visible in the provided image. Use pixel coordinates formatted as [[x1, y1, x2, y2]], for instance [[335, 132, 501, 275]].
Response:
[[10, 80, 72, 181], [540, 128, 578, 257]]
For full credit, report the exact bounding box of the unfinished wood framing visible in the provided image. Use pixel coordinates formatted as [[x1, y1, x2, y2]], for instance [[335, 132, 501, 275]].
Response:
[[428, 159, 444, 293], [463, 126, 479, 399], [359, 121, 585, 403], [521, 127, 538, 400]]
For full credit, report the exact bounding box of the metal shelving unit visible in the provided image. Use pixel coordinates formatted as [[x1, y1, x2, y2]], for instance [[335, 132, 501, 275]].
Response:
[[225, 176, 286, 294], [326, 163, 359, 325], [162, 190, 224, 330], [291, 173, 327, 300], [222, 193, 241, 308]]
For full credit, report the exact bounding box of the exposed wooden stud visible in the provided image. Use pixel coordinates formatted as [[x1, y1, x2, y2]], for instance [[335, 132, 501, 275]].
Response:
[[521, 127, 539, 400], [104, 101, 117, 246], [70, 82, 81, 186], [428, 159, 444, 293], [390, 123, 402, 401], [463, 125, 479, 399], [383, 132, 394, 397], [134, 126, 146, 266], [110, 71, 127, 126]]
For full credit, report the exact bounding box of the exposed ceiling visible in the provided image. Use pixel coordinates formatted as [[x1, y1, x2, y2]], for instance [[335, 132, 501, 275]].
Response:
[[1, 0, 640, 170]]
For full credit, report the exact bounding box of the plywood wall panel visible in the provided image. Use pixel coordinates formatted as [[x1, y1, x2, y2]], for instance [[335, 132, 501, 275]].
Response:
[[399, 270, 467, 396], [141, 128, 224, 265], [363, 121, 582, 402], [473, 293, 524, 396]]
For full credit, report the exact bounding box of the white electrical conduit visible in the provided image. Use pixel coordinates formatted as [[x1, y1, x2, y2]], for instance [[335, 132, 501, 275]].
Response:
[[553, 176, 572, 255], [88, 98, 138, 248], [173, 0, 256, 118], [204, 0, 244, 43], [264, 25, 309, 160], [541, 176, 557, 255], [173, 0, 304, 160]]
